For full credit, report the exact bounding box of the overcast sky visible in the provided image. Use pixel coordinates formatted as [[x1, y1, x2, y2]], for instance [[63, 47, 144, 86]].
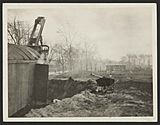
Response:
[[7, 4, 155, 61]]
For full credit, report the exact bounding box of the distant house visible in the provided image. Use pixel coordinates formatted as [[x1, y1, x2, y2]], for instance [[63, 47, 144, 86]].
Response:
[[106, 64, 126, 73]]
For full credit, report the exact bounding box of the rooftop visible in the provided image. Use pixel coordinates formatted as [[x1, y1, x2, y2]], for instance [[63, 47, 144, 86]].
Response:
[[8, 44, 40, 62]]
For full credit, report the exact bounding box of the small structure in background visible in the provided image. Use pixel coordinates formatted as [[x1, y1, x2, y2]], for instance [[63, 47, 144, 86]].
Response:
[[106, 64, 126, 73]]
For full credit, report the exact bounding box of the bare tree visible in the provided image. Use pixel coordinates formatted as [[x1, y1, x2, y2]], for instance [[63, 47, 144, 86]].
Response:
[[48, 43, 67, 72], [7, 17, 32, 45], [47, 21, 98, 74], [56, 22, 80, 72]]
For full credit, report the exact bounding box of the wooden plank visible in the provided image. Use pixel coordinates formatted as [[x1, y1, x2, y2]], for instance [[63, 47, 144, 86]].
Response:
[[26, 47, 40, 59], [16, 64, 22, 112], [90, 73, 103, 78], [28, 64, 35, 104], [21, 46, 36, 60], [8, 46, 23, 60], [8, 64, 17, 116], [21, 64, 28, 108], [14, 46, 30, 60], [8, 60, 37, 64]]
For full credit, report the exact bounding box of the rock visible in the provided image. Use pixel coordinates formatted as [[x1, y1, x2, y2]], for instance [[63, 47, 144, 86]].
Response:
[[52, 99, 60, 103]]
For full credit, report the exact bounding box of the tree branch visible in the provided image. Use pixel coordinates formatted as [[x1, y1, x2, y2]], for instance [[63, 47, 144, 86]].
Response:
[[7, 29, 17, 44]]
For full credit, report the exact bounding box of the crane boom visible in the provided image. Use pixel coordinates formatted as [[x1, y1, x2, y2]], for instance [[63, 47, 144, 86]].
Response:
[[28, 17, 49, 55]]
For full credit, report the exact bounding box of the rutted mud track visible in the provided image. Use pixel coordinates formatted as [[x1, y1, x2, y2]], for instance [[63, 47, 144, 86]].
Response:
[[25, 80, 153, 117]]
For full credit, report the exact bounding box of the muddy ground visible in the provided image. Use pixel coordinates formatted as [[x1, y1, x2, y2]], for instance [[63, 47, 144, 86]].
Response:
[[25, 73, 153, 117]]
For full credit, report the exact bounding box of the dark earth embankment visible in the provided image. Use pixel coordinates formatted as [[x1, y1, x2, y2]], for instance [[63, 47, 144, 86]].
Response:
[[47, 78, 96, 101], [25, 77, 153, 117]]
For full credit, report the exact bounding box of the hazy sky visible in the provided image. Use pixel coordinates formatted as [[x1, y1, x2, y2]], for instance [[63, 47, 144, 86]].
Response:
[[7, 4, 155, 61]]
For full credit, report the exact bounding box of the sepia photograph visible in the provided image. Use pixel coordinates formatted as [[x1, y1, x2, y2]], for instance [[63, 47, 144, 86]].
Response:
[[3, 3, 157, 122]]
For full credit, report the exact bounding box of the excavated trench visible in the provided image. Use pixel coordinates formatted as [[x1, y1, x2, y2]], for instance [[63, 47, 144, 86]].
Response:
[[47, 77, 97, 102], [47, 76, 116, 102], [23, 77, 153, 117]]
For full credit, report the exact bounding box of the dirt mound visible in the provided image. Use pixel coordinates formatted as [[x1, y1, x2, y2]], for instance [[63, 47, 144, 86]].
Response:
[[24, 77, 153, 117], [25, 81, 153, 117], [25, 90, 97, 117]]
